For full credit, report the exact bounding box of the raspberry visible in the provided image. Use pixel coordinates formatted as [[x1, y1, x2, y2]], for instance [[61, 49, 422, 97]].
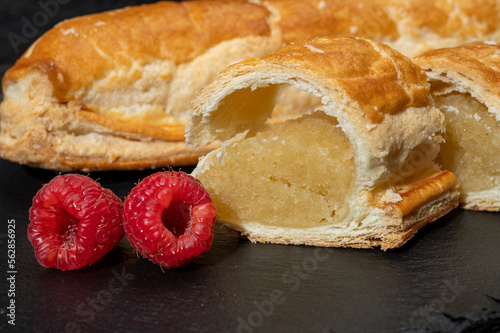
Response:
[[28, 174, 124, 271], [123, 171, 216, 269]]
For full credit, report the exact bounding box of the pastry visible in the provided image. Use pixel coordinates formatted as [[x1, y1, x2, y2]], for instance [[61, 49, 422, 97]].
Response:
[[187, 36, 459, 249], [2, 0, 499, 171], [414, 41, 500, 211]]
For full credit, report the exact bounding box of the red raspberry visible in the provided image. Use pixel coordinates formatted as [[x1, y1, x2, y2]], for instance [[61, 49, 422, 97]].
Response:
[[123, 171, 216, 269], [28, 174, 124, 271]]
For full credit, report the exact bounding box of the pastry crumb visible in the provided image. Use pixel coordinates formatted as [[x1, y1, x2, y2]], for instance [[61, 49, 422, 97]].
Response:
[[381, 189, 403, 203]]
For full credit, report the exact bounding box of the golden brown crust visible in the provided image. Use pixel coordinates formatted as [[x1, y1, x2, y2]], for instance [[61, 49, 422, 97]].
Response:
[[414, 41, 500, 100], [78, 111, 186, 142], [9, 0, 498, 94], [267, 0, 400, 43], [387, 0, 500, 38], [381, 196, 459, 250], [383, 171, 457, 217], [262, 37, 431, 123], [48, 150, 206, 172], [4, 1, 271, 100]]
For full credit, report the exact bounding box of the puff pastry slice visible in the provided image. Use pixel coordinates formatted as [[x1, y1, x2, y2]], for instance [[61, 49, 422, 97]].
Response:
[[187, 36, 459, 250], [414, 41, 500, 211]]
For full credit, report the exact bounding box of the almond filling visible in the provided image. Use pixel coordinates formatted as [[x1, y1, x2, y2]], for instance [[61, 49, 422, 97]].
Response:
[[195, 111, 355, 229], [433, 92, 500, 194]]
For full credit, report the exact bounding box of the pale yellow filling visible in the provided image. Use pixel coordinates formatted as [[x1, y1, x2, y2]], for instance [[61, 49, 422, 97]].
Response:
[[434, 92, 500, 193], [196, 111, 355, 229]]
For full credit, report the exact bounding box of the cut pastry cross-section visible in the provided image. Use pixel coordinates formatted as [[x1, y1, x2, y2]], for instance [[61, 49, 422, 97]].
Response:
[[2, 0, 500, 171], [414, 41, 500, 212], [187, 36, 460, 250]]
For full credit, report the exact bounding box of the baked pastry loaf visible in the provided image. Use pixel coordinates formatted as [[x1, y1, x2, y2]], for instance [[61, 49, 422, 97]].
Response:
[[414, 41, 500, 211], [187, 36, 459, 249], [2, 0, 500, 170]]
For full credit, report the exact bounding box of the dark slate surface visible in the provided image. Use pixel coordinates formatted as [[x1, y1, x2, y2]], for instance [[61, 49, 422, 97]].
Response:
[[1, 2, 500, 333]]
